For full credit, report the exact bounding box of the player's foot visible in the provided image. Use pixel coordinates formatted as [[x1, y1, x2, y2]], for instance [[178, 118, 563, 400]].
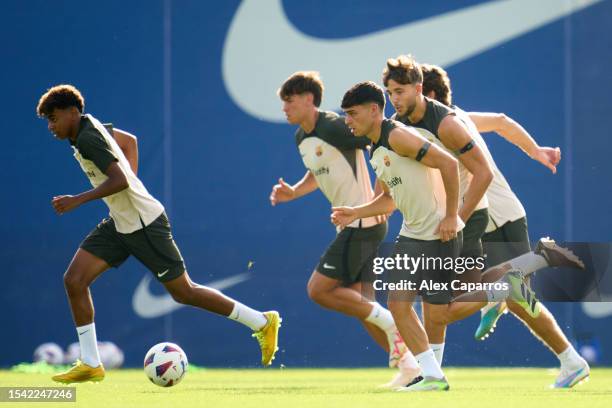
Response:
[[252, 311, 281, 366], [379, 353, 421, 388], [51, 360, 105, 383], [474, 302, 507, 341], [504, 270, 541, 318], [396, 376, 449, 392], [387, 328, 408, 368], [552, 360, 590, 388], [535, 237, 585, 270]]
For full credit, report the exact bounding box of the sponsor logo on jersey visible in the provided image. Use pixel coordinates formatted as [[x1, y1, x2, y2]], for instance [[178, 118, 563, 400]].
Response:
[[312, 166, 330, 176], [387, 176, 402, 187]]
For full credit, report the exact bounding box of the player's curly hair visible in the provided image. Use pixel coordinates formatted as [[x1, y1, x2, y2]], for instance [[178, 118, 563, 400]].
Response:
[[341, 81, 385, 111], [382, 55, 423, 87], [36, 84, 85, 117], [278, 71, 324, 107], [421, 64, 452, 107]]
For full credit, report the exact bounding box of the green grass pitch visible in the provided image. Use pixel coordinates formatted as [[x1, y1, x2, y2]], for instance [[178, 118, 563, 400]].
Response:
[[1, 368, 611, 408]]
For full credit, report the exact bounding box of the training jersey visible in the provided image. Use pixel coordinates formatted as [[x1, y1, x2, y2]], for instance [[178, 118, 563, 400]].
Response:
[[453, 107, 526, 232], [394, 97, 489, 211], [370, 119, 464, 240], [296, 111, 377, 228], [71, 114, 164, 233]]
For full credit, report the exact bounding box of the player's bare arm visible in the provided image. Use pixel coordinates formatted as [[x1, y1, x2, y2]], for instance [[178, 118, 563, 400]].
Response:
[[389, 126, 460, 241], [270, 170, 318, 206], [52, 161, 129, 215], [468, 112, 561, 174], [113, 128, 139, 175], [438, 115, 493, 222], [331, 181, 395, 228]]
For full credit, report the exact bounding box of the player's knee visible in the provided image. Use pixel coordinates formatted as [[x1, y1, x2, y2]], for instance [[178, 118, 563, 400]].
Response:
[[63, 270, 87, 295], [170, 287, 196, 305], [426, 309, 449, 326], [306, 283, 326, 305]]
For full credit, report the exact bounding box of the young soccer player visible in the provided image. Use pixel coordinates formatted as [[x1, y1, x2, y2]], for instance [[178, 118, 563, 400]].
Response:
[[270, 72, 419, 386], [421, 63, 589, 388], [37, 84, 281, 383], [333, 81, 585, 391]]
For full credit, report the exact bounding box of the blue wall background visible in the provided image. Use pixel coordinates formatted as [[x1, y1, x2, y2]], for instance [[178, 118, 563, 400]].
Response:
[[1, 0, 611, 368]]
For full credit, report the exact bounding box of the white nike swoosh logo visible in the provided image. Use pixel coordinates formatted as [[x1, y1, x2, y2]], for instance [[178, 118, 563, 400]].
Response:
[[157, 269, 169, 278], [132, 273, 252, 318], [223, 0, 602, 123], [582, 301, 612, 318], [323, 263, 336, 270]]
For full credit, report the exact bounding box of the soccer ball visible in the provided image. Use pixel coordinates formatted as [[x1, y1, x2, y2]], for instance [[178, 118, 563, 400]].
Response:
[[33, 342, 64, 365], [143, 342, 188, 387], [99, 341, 125, 369], [64, 342, 80, 364]]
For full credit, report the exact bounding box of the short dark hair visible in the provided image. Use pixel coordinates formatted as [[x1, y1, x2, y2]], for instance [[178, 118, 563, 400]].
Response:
[[382, 55, 423, 87], [278, 71, 324, 107], [36, 84, 85, 117], [341, 81, 385, 111], [421, 64, 452, 107]]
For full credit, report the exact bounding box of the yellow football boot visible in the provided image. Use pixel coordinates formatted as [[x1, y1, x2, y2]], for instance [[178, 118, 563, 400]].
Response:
[[252, 311, 282, 366]]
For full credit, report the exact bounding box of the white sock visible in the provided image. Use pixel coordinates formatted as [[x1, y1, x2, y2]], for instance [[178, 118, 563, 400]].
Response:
[[228, 302, 267, 331], [365, 302, 396, 333], [508, 252, 549, 277], [399, 349, 420, 370], [557, 345, 584, 370], [486, 286, 509, 302], [415, 349, 444, 379], [430, 343, 445, 366], [77, 323, 101, 368]]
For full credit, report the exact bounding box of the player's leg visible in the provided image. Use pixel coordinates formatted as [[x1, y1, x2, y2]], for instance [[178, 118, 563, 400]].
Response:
[[351, 279, 422, 388], [132, 213, 280, 366], [64, 249, 110, 327], [346, 280, 388, 351], [307, 223, 411, 368], [389, 236, 448, 391], [54, 218, 130, 383], [422, 302, 447, 364], [488, 218, 588, 386], [426, 210, 488, 365], [506, 300, 589, 387], [306, 271, 373, 319]]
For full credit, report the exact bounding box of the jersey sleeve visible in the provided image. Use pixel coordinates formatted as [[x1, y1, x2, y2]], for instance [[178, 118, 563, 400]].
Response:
[[77, 130, 118, 174]]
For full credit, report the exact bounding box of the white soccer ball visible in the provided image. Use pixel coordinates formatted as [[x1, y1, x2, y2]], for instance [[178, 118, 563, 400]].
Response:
[[33, 342, 64, 365], [143, 342, 188, 387], [99, 341, 125, 369], [64, 342, 80, 364]]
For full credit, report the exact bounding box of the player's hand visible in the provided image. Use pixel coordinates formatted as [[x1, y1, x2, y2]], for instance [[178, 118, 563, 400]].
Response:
[[52, 195, 83, 214], [532, 146, 561, 174], [436, 215, 458, 242], [331, 206, 358, 228], [270, 178, 295, 206]]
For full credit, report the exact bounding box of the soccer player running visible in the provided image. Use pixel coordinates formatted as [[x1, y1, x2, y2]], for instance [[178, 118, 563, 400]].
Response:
[[421, 63, 589, 388], [332, 81, 585, 391], [270, 72, 419, 386], [382, 54, 496, 368], [37, 85, 281, 384]]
